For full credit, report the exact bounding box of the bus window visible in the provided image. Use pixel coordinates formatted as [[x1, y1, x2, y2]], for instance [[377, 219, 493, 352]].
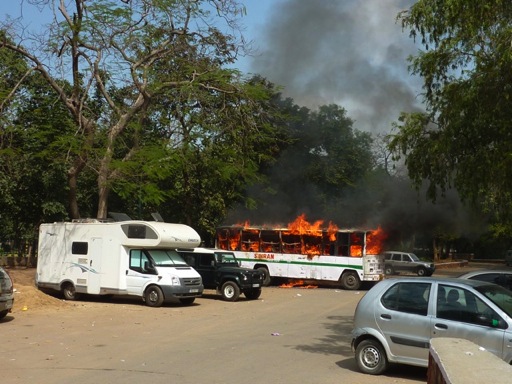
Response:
[[338, 232, 350, 256], [281, 232, 301, 254], [260, 230, 280, 252], [350, 232, 364, 257], [241, 229, 260, 252]]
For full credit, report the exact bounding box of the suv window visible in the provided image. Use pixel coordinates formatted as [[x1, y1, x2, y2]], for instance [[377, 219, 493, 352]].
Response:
[[199, 254, 214, 267], [381, 282, 431, 316]]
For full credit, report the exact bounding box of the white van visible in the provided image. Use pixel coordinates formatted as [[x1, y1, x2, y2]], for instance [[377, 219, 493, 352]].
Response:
[[36, 219, 204, 307]]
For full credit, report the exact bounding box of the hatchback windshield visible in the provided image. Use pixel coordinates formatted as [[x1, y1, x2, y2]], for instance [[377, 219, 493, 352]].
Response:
[[476, 284, 512, 317], [147, 249, 187, 266]]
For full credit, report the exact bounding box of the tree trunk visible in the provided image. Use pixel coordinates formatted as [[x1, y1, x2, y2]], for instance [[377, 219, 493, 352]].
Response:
[[68, 170, 81, 219], [97, 175, 110, 219]]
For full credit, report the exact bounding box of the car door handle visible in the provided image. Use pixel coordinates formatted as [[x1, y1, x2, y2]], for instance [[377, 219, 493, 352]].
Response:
[[435, 323, 448, 329], [381, 314, 392, 319]]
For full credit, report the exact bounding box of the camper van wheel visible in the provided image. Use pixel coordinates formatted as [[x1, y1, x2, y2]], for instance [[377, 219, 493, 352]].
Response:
[[179, 298, 195, 306], [221, 281, 240, 301], [340, 271, 361, 290], [145, 285, 164, 307], [62, 283, 80, 301]]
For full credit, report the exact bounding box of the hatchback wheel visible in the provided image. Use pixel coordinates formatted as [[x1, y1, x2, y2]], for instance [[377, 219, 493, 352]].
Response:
[[355, 339, 389, 375]]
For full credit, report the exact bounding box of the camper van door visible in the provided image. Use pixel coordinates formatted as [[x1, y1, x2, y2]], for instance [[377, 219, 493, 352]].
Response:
[[86, 237, 102, 294], [126, 249, 153, 295]]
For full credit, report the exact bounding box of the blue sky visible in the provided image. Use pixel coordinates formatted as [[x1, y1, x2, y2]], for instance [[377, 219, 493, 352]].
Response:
[[0, 0, 422, 134]]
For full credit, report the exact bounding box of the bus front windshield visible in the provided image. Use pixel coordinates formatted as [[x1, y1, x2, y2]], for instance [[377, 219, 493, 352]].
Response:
[[147, 249, 187, 266]]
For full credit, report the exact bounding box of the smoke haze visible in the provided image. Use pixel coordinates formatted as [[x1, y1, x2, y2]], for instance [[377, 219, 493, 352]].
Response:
[[248, 0, 422, 134], [225, 0, 486, 249]]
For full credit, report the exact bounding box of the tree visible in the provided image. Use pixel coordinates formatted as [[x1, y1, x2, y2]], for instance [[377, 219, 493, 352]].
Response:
[[391, 1, 512, 227], [0, 32, 74, 254], [0, 0, 253, 219]]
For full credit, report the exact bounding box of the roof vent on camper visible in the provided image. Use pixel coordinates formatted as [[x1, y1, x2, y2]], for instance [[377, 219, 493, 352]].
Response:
[[151, 212, 164, 222], [108, 212, 133, 222]]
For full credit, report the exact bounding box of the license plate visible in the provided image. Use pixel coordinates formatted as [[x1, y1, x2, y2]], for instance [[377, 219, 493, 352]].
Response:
[[252, 284, 260, 288], [189, 289, 199, 293]]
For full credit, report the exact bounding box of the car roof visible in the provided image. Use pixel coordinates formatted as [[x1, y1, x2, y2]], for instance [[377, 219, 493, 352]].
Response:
[[457, 269, 512, 279], [380, 276, 496, 288]]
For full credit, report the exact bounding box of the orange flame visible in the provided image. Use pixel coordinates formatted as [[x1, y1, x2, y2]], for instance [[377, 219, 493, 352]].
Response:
[[366, 226, 387, 255], [279, 280, 318, 289], [285, 214, 323, 235], [217, 214, 387, 258]]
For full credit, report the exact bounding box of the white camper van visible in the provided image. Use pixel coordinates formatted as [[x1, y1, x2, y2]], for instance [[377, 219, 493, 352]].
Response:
[[36, 219, 204, 307]]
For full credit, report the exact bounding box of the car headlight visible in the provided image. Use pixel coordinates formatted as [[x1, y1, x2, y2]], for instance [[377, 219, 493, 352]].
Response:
[[170, 276, 181, 286]]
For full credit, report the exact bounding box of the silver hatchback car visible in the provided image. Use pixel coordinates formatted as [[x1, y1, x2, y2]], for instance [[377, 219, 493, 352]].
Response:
[[351, 277, 512, 375], [0, 266, 14, 320]]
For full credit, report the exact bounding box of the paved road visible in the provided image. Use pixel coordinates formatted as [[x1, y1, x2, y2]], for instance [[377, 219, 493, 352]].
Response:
[[1, 287, 428, 384]]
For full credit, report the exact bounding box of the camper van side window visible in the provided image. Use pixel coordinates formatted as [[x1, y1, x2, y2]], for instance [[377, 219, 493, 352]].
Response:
[[121, 224, 158, 239], [129, 249, 150, 273], [72, 242, 88, 255]]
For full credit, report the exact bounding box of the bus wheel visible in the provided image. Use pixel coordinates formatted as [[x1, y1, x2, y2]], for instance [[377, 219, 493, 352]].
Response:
[[145, 285, 164, 307], [62, 283, 81, 301], [256, 267, 271, 286], [340, 271, 361, 290]]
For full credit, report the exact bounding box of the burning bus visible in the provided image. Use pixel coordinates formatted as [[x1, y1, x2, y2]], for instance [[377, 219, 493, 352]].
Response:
[[215, 214, 385, 290]]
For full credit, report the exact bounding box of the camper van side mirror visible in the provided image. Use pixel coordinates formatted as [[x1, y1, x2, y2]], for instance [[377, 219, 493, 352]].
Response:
[[144, 261, 157, 274]]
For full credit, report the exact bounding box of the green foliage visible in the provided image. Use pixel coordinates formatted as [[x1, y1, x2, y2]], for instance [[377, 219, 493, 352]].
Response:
[[392, 0, 512, 229]]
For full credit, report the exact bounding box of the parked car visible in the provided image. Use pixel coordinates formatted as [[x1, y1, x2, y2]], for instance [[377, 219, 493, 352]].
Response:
[[0, 266, 14, 320], [177, 248, 263, 301], [505, 250, 512, 266], [383, 251, 435, 276], [458, 269, 512, 291], [351, 277, 512, 375]]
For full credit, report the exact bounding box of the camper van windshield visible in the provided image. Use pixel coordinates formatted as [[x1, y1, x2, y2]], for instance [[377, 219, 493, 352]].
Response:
[[147, 249, 187, 266]]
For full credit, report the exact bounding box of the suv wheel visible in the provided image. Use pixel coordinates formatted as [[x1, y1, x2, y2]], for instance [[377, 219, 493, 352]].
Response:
[[355, 339, 389, 375], [221, 281, 240, 301], [244, 288, 261, 300], [417, 267, 427, 276], [384, 266, 394, 275]]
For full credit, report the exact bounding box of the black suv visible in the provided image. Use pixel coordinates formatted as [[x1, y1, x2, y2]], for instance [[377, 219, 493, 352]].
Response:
[[177, 248, 263, 301]]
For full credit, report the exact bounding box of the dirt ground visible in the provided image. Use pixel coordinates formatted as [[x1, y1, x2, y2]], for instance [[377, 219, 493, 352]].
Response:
[[5, 261, 495, 314], [7, 267, 72, 314]]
